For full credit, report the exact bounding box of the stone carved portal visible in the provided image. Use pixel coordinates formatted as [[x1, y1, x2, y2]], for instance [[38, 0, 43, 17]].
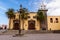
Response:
[[28, 20, 35, 30], [13, 20, 20, 30]]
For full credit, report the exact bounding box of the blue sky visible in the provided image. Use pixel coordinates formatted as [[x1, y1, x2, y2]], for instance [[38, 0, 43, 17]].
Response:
[[0, 0, 60, 25], [0, 0, 47, 25]]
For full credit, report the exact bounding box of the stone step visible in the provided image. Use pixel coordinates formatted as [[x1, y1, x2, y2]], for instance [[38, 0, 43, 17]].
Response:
[[0, 30, 53, 35], [22, 30, 52, 34], [0, 30, 19, 35]]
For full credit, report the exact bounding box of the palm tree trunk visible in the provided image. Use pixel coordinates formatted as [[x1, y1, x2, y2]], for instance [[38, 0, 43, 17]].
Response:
[[9, 18, 11, 30]]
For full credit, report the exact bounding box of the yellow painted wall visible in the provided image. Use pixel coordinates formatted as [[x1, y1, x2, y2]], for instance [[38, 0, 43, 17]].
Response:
[[27, 12, 40, 30], [9, 18, 14, 29], [15, 12, 20, 20], [47, 16, 60, 30], [9, 12, 40, 30], [9, 12, 60, 30], [24, 20, 28, 30]]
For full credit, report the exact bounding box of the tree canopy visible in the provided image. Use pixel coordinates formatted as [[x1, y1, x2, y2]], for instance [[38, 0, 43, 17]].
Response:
[[37, 10, 44, 22], [6, 8, 15, 18]]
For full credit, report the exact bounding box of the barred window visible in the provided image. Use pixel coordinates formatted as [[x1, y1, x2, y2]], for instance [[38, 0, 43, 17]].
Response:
[[33, 16, 36, 18], [28, 16, 30, 18], [50, 18, 53, 23], [56, 18, 58, 23]]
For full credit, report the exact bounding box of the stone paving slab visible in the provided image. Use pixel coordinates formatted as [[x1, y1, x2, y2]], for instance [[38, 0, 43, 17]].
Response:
[[0, 33, 60, 40]]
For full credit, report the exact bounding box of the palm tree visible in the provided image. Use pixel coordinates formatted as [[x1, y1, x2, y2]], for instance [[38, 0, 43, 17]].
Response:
[[6, 8, 15, 29], [20, 8, 28, 30], [37, 10, 45, 30]]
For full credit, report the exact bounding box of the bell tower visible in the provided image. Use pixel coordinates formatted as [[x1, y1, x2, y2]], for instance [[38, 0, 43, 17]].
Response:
[[39, 1, 48, 30], [40, 1, 48, 16]]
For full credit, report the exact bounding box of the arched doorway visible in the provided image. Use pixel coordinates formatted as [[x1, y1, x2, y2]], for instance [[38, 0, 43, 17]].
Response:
[[28, 20, 35, 30], [13, 20, 20, 30]]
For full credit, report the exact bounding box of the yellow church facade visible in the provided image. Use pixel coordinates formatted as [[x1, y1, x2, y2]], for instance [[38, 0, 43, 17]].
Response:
[[9, 12, 60, 30], [8, 3, 60, 31], [9, 12, 40, 30]]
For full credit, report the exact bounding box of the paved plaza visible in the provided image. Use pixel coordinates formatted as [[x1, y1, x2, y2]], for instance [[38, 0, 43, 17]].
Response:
[[0, 33, 60, 40]]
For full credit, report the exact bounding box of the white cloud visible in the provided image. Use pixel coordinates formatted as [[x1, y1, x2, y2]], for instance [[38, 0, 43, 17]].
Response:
[[28, 0, 41, 12], [0, 2, 7, 11], [46, 0, 60, 16], [0, 6, 7, 11], [30, 0, 60, 16]]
